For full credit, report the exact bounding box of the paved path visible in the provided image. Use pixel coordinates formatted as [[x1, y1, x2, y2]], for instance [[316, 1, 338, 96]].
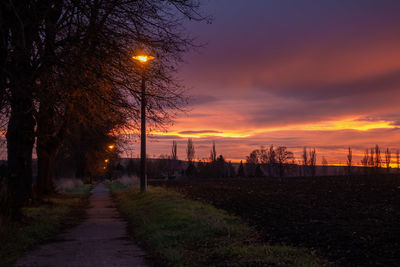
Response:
[[16, 184, 149, 267]]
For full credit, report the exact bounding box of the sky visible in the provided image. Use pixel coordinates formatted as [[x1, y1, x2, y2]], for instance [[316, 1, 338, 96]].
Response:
[[141, 0, 400, 164]]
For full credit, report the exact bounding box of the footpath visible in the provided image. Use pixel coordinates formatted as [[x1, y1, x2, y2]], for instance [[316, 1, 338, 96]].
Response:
[[16, 184, 149, 267]]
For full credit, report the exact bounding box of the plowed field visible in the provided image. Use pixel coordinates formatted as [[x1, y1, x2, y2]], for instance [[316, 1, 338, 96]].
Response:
[[152, 175, 400, 266]]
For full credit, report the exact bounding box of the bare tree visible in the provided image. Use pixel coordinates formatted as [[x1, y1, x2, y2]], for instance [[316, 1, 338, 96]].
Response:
[[186, 138, 195, 163], [171, 141, 178, 161], [346, 147, 353, 175], [361, 149, 369, 175], [260, 146, 268, 164], [268, 145, 276, 164], [246, 149, 261, 177], [238, 160, 245, 177], [369, 148, 375, 168], [375, 145, 382, 170], [385, 148, 391, 172], [361, 150, 369, 167], [275, 146, 294, 177], [309, 148, 317, 177], [302, 147, 308, 176], [267, 145, 276, 177], [210, 141, 217, 162]]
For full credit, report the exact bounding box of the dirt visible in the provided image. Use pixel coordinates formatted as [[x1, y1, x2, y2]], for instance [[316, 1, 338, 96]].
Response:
[[152, 175, 400, 266], [15, 184, 150, 267]]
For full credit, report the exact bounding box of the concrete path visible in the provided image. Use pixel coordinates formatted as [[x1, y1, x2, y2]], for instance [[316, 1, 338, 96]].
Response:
[[16, 184, 149, 267]]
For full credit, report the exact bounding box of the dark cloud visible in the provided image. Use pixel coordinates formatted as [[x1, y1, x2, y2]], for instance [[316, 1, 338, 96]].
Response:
[[149, 135, 182, 140], [356, 115, 400, 126], [245, 87, 400, 127], [178, 130, 223, 135], [254, 69, 400, 101], [187, 95, 219, 106]]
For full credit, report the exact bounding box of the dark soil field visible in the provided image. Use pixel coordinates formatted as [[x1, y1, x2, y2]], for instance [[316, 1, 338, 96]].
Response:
[[152, 175, 400, 266]]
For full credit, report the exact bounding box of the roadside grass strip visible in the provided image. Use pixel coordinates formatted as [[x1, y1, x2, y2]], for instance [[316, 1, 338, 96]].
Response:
[[0, 184, 92, 267], [111, 185, 322, 266]]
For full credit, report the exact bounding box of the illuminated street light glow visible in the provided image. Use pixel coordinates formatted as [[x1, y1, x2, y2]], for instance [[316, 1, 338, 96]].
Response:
[[105, 159, 109, 163], [132, 55, 155, 63], [108, 145, 114, 150]]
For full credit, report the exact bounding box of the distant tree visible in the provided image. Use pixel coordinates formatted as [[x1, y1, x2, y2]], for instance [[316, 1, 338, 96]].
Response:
[[268, 145, 276, 165], [309, 148, 317, 177], [210, 141, 217, 162], [369, 148, 375, 168], [246, 149, 261, 177], [385, 148, 391, 172], [375, 145, 382, 171], [171, 141, 178, 161], [260, 146, 268, 164], [302, 147, 308, 176], [247, 149, 260, 164], [185, 138, 196, 177], [361, 150, 368, 167], [216, 155, 227, 178], [361, 149, 369, 175], [346, 147, 353, 175], [186, 138, 195, 163], [238, 160, 245, 177], [275, 146, 294, 177], [267, 145, 277, 177]]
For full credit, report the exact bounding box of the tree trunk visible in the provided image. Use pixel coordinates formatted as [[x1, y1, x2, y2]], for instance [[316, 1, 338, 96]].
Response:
[[36, 142, 57, 196], [36, 103, 71, 196], [5, 89, 35, 220], [36, 103, 56, 196]]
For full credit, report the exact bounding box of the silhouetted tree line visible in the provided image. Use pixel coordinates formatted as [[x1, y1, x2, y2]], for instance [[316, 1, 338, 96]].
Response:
[[182, 139, 234, 178], [359, 145, 399, 175], [244, 145, 296, 178], [118, 142, 400, 180]]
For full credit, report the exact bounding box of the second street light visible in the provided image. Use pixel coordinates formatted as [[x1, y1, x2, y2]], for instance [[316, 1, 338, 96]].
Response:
[[132, 53, 154, 193]]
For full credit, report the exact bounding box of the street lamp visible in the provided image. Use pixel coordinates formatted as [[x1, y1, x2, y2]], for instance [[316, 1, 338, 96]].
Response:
[[132, 52, 155, 193]]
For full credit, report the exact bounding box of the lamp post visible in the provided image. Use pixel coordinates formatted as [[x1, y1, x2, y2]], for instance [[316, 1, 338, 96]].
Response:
[[132, 54, 154, 193]]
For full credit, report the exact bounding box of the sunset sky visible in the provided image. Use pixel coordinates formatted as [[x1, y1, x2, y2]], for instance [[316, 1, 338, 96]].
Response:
[[143, 0, 400, 164]]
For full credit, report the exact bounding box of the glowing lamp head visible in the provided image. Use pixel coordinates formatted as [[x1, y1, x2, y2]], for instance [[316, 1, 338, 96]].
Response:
[[132, 55, 155, 63], [105, 159, 109, 163], [108, 145, 114, 150]]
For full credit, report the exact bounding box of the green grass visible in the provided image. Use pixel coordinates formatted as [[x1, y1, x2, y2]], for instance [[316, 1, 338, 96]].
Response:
[[111, 186, 323, 266], [0, 184, 92, 267]]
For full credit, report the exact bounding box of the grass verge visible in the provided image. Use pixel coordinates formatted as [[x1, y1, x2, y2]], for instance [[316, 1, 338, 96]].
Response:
[[110, 184, 323, 266], [0, 183, 92, 267]]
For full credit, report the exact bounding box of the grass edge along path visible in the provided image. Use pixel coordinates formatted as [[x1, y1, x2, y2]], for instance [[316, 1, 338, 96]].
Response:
[[0, 184, 92, 267], [109, 182, 324, 267]]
